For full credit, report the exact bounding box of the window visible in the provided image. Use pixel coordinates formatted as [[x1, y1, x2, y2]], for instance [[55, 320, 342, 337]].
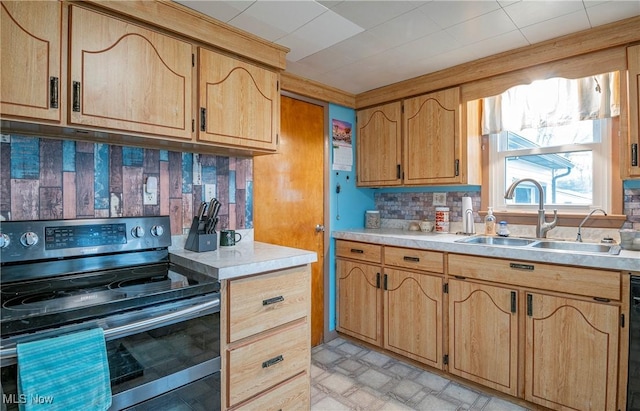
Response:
[[485, 72, 619, 214]]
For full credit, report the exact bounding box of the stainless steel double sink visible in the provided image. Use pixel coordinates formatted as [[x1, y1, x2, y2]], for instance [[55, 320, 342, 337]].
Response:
[[455, 235, 621, 255]]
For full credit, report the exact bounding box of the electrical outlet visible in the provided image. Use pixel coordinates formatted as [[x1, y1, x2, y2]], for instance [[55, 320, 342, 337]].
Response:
[[204, 184, 216, 202], [433, 192, 447, 206], [143, 184, 157, 205]]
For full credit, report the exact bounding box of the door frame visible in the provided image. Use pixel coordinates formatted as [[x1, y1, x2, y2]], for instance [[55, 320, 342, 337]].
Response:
[[280, 90, 335, 342]]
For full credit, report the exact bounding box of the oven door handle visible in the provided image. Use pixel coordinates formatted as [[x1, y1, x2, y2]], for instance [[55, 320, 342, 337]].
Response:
[[0, 298, 220, 362]]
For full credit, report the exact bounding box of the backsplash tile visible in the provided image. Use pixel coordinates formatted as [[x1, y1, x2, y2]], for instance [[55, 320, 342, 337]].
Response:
[[375, 191, 481, 222], [625, 188, 640, 230], [1, 135, 253, 235]]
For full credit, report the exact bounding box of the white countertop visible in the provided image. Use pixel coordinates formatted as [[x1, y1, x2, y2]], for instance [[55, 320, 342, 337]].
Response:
[[169, 241, 318, 280], [333, 228, 640, 272]]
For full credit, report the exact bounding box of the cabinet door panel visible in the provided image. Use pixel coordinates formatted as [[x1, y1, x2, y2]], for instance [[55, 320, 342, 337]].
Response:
[[384, 269, 442, 368], [627, 45, 640, 178], [356, 102, 402, 186], [404, 88, 460, 185], [336, 259, 381, 346], [69, 6, 193, 139], [525, 293, 619, 410], [448, 280, 518, 396], [1, 1, 61, 121], [199, 48, 278, 151]]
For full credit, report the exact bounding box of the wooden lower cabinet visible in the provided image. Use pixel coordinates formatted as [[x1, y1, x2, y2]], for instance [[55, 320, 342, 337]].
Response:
[[525, 292, 620, 411], [384, 268, 442, 368], [221, 266, 311, 410], [336, 258, 382, 346], [448, 279, 518, 397]]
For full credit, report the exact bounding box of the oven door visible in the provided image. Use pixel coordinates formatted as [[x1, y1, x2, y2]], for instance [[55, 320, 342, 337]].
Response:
[[0, 294, 220, 411]]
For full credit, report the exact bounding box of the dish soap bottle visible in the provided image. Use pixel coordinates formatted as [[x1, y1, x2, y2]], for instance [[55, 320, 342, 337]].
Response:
[[484, 207, 496, 235]]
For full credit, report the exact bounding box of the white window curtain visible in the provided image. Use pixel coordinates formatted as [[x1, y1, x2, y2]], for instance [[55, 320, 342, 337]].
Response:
[[482, 72, 620, 135]]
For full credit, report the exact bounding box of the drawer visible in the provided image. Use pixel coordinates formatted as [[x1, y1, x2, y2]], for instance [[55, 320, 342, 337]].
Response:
[[336, 240, 382, 263], [232, 372, 309, 411], [228, 266, 309, 343], [448, 254, 621, 300], [384, 246, 444, 273], [227, 320, 309, 407]]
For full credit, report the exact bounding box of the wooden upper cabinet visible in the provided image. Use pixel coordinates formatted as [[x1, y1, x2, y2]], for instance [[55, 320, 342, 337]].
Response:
[[198, 47, 279, 152], [627, 44, 640, 178], [68, 5, 193, 140], [1, 1, 61, 122], [356, 102, 402, 186], [404, 87, 461, 185]]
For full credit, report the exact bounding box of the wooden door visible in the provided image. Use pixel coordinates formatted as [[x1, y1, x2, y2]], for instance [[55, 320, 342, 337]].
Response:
[[627, 45, 640, 178], [525, 292, 619, 410], [253, 95, 324, 346], [199, 48, 279, 151], [404, 87, 461, 185], [1, 1, 61, 122], [356, 102, 402, 186], [384, 268, 442, 368], [68, 5, 193, 139], [448, 279, 518, 397], [336, 259, 382, 346]]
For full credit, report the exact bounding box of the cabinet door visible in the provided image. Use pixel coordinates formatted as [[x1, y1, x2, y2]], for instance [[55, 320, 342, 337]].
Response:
[[384, 268, 442, 368], [627, 44, 640, 178], [448, 280, 518, 397], [68, 6, 193, 139], [404, 87, 461, 185], [336, 259, 382, 346], [525, 293, 619, 410], [356, 102, 402, 186], [199, 48, 279, 151], [1, 1, 61, 121]]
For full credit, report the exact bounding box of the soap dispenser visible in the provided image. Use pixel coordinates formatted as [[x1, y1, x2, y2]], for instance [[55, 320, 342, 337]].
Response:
[[484, 207, 496, 235]]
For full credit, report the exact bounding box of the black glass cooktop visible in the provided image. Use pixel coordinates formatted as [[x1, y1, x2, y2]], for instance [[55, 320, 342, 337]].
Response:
[[0, 263, 219, 337]]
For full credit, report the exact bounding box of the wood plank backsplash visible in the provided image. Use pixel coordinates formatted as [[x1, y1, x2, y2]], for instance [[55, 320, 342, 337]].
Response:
[[1, 135, 253, 234]]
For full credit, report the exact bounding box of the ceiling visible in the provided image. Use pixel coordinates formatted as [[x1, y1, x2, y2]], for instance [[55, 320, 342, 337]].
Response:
[[176, 1, 640, 95]]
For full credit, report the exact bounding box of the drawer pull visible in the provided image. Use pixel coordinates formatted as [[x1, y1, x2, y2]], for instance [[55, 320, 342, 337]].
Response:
[[262, 355, 284, 368], [593, 297, 611, 303], [350, 248, 364, 254], [510, 263, 534, 271], [262, 296, 284, 306], [403, 256, 420, 262]]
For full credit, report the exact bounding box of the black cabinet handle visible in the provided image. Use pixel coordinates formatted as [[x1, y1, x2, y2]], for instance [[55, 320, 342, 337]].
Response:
[[526, 294, 533, 317], [263, 296, 284, 306], [49, 77, 59, 109], [510, 263, 534, 271], [396, 164, 401, 179], [262, 355, 283, 368], [200, 108, 206, 131], [384, 274, 388, 290], [403, 256, 420, 262], [593, 297, 611, 303], [376, 273, 380, 289], [454, 159, 460, 176], [632, 143, 638, 167], [350, 248, 364, 254], [510, 291, 516, 313], [72, 81, 81, 112]]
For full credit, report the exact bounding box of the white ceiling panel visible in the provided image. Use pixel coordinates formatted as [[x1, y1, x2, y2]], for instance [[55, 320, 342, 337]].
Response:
[[175, 0, 640, 94]]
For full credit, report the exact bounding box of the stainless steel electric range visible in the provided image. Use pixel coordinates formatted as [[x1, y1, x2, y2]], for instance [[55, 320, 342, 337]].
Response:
[[0, 216, 221, 410]]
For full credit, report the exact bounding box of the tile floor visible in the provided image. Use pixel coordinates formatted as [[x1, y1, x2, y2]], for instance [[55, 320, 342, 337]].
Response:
[[311, 337, 530, 411]]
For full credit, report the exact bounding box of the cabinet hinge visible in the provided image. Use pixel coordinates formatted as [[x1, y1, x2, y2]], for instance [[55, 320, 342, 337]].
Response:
[[443, 283, 448, 294], [192, 54, 195, 67], [621, 313, 626, 328], [454, 159, 460, 176], [443, 355, 449, 365]]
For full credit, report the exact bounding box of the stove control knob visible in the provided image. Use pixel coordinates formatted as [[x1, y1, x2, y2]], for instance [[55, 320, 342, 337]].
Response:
[[150, 225, 164, 237], [20, 231, 39, 247], [131, 226, 145, 238], [0, 233, 10, 248]]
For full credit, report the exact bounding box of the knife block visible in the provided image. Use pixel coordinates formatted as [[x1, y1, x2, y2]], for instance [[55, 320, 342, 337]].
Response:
[[184, 217, 217, 252]]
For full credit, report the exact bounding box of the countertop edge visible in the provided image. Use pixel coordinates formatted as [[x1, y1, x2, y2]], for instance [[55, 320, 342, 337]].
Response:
[[333, 229, 640, 272]]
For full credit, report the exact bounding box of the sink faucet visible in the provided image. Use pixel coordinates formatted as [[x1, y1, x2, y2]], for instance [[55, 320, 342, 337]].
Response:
[[576, 208, 607, 242], [504, 178, 558, 238]]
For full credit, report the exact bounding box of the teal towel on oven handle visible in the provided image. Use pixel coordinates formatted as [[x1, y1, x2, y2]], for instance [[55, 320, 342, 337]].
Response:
[[16, 328, 112, 411]]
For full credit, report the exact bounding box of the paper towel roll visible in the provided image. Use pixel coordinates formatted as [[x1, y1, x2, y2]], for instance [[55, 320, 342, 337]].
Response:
[[462, 196, 473, 233]]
